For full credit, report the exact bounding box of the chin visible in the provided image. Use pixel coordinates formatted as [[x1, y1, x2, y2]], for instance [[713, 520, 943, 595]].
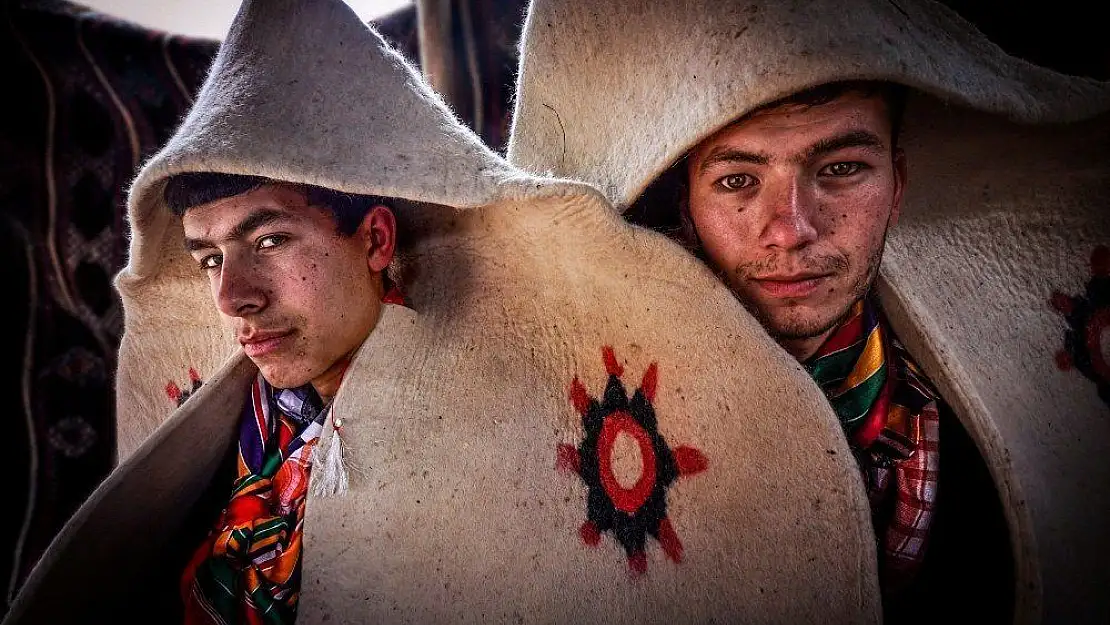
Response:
[[255, 363, 313, 391], [762, 306, 844, 341]]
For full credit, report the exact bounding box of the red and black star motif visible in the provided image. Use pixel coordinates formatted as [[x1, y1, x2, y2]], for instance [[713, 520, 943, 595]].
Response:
[[1051, 245, 1110, 407], [557, 346, 708, 576], [165, 367, 204, 408]]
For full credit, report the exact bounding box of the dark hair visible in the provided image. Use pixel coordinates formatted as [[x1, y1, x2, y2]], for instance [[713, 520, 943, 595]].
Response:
[[626, 80, 908, 250], [163, 172, 393, 236], [749, 80, 907, 148]]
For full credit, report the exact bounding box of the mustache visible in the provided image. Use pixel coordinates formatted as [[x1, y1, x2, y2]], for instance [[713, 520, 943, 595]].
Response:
[[233, 314, 300, 334], [733, 253, 849, 280]]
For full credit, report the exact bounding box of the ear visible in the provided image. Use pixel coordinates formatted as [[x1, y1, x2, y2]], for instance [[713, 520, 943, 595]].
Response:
[[357, 205, 397, 273], [890, 147, 907, 227]]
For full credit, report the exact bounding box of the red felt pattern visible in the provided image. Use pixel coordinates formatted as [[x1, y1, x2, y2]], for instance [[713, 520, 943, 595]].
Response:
[[165, 367, 206, 407], [602, 346, 623, 377], [559, 346, 708, 576], [597, 412, 658, 514], [1050, 246, 1110, 405], [569, 378, 591, 415], [556, 443, 581, 475], [640, 362, 658, 402], [672, 446, 709, 476]]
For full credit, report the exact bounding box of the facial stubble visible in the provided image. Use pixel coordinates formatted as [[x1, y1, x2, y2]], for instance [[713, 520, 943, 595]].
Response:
[[727, 228, 890, 344]]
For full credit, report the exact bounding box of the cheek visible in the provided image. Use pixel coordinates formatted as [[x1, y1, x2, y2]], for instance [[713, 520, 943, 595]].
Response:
[[302, 250, 375, 321], [689, 194, 756, 255], [295, 262, 327, 296], [278, 247, 336, 298], [820, 214, 890, 274], [819, 186, 892, 245], [315, 284, 380, 359]]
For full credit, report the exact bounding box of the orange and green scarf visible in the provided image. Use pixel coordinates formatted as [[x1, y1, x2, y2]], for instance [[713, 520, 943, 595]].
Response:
[[181, 375, 327, 625], [805, 295, 940, 591]]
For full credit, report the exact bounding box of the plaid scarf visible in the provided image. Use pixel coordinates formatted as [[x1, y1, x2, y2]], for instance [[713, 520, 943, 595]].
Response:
[[805, 295, 940, 592], [182, 375, 328, 625]]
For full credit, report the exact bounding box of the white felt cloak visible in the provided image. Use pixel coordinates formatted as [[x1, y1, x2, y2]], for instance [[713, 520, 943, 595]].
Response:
[[507, 1, 1110, 623]]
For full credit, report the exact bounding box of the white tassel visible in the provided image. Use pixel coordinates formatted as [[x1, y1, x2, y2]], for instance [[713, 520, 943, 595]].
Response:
[[312, 414, 349, 498]]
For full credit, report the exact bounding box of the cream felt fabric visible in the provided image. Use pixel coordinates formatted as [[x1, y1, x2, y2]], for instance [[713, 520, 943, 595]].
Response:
[[8, 0, 882, 622], [113, 0, 515, 458], [300, 204, 878, 624], [875, 102, 1110, 623], [4, 353, 257, 624], [507, 0, 1110, 622], [507, 0, 1110, 208]]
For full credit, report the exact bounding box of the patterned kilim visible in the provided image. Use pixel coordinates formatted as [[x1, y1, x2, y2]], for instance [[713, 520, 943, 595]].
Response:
[[182, 375, 328, 625], [805, 295, 940, 591]]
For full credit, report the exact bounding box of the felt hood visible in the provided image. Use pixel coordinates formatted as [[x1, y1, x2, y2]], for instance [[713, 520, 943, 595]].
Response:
[[7, 0, 882, 623], [112, 0, 518, 456], [508, 0, 1110, 623]]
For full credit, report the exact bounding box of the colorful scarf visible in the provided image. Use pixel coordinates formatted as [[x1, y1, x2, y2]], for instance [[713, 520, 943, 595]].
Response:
[[182, 375, 328, 625], [805, 295, 940, 592]]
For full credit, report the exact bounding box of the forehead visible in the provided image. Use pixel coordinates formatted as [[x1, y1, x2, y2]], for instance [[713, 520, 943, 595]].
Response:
[[693, 92, 892, 158], [181, 183, 326, 236]]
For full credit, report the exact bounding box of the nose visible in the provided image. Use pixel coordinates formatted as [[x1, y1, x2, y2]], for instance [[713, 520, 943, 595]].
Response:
[[758, 176, 819, 251], [214, 255, 267, 318]]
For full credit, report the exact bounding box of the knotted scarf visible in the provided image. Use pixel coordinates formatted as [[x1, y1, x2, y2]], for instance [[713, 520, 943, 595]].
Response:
[[805, 295, 940, 591], [182, 375, 328, 625]]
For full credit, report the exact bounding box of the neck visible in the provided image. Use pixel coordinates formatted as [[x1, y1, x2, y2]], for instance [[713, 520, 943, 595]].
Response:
[[779, 327, 836, 362], [311, 356, 352, 403]]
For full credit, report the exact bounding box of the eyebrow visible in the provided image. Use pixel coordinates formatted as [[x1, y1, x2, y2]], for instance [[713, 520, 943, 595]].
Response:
[[697, 147, 770, 174], [802, 130, 886, 162], [696, 129, 887, 175], [184, 208, 288, 252]]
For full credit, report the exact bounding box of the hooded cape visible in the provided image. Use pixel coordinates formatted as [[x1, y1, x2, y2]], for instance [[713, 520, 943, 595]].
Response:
[[4, 0, 882, 622], [507, 1, 1110, 622]]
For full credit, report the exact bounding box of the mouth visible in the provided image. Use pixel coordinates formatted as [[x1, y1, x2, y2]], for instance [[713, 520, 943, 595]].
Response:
[[749, 273, 833, 299], [239, 329, 295, 358]]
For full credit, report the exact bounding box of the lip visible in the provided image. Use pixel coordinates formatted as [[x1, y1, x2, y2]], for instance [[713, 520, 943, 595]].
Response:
[[751, 274, 831, 299], [239, 330, 294, 358]]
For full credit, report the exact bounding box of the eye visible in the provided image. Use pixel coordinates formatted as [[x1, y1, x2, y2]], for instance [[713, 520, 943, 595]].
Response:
[[199, 254, 222, 270], [820, 162, 864, 177], [717, 173, 758, 190], [257, 234, 288, 250]]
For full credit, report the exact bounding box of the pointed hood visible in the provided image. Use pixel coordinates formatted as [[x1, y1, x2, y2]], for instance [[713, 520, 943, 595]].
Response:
[[114, 0, 523, 454], [508, 1, 1110, 622], [8, 0, 883, 623]]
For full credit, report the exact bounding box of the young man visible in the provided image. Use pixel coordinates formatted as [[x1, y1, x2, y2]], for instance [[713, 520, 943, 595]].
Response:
[[170, 174, 397, 399], [680, 81, 939, 596], [507, 0, 1110, 621], [683, 83, 904, 362], [164, 173, 398, 624], [603, 78, 940, 607]]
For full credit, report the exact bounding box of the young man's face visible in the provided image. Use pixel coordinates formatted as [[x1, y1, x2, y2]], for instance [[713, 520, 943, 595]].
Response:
[[685, 91, 905, 356], [183, 183, 395, 396]]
